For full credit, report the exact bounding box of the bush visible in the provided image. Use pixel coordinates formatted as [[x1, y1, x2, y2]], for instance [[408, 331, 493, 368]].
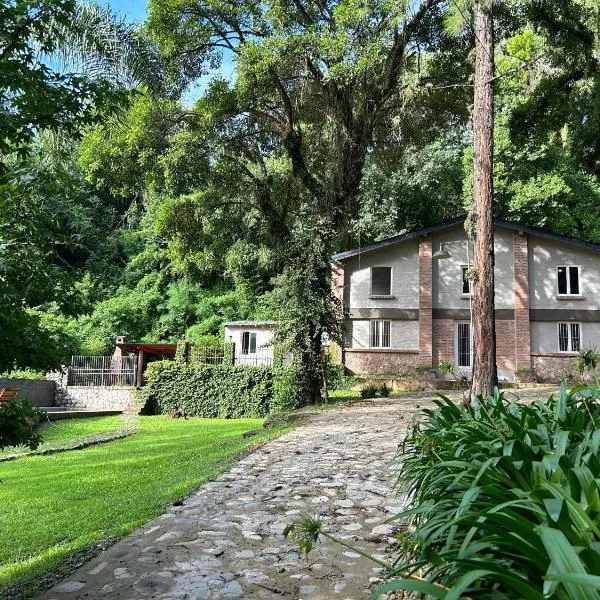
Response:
[[0, 399, 45, 450], [272, 356, 304, 412], [360, 383, 391, 398], [141, 360, 275, 418], [388, 383, 600, 598]]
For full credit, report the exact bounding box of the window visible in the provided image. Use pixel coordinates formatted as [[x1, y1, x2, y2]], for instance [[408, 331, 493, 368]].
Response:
[[557, 266, 581, 295], [461, 266, 470, 295], [241, 331, 257, 354], [371, 267, 392, 296], [457, 322, 472, 368], [370, 320, 391, 348], [558, 322, 581, 353]]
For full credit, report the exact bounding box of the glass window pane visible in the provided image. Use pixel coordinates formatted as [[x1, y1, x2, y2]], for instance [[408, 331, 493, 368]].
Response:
[[370, 321, 379, 347], [557, 267, 567, 294], [558, 323, 569, 352], [457, 323, 471, 367], [571, 323, 580, 352], [249, 333, 257, 354], [371, 267, 392, 295], [382, 321, 391, 347], [242, 332, 250, 354], [462, 267, 470, 294], [569, 267, 580, 295]]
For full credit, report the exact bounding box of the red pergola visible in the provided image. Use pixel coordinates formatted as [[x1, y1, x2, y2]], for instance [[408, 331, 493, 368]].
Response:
[[115, 342, 177, 387]]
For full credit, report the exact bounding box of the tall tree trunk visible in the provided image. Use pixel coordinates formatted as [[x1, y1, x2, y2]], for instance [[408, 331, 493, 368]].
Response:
[[471, 0, 498, 399]]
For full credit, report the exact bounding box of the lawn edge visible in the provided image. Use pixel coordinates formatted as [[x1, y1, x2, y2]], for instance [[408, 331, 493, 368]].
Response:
[[1, 422, 295, 600]]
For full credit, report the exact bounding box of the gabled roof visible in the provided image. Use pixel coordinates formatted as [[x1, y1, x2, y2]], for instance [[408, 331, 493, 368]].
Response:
[[332, 217, 600, 261], [224, 320, 276, 327]]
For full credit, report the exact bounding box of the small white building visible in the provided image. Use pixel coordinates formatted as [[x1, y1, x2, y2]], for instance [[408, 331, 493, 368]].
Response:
[[223, 321, 276, 366]]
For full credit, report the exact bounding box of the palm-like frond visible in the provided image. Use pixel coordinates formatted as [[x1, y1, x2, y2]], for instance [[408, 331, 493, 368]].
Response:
[[47, 2, 166, 94]]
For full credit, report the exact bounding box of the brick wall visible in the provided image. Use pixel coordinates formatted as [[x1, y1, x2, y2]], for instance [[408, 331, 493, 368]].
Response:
[[513, 232, 531, 369], [344, 350, 419, 374], [496, 319, 516, 375], [418, 237, 433, 365], [432, 319, 454, 366]]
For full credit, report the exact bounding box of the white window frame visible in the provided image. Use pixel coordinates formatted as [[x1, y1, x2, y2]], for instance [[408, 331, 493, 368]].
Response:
[[557, 322, 581, 353], [370, 266, 393, 297], [556, 265, 582, 296], [241, 331, 257, 355], [461, 265, 471, 296], [370, 320, 391, 348], [455, 321, 473, 369]]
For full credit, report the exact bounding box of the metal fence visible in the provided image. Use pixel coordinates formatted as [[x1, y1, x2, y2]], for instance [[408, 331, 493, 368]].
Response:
[[189, 345, 229, 365], [68, 355, 137, 386], [233, 349, 273, 367], [188, 344, 273, 367]]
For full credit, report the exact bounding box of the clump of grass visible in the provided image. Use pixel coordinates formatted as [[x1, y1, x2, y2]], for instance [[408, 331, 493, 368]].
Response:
[[360, 383, 392, 399]]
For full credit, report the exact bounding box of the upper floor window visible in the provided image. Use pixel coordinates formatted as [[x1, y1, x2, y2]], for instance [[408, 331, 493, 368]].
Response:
[[370, 320, 391, 348], [558, 322, 580, 353], [371, 267, 392, 296], [557, 266, 580, 296], [461, 266, 470, 295], [242, 331, 257, 354]]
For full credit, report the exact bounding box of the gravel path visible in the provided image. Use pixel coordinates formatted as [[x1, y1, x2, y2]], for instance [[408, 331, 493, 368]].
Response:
[[41, 400, 415, 600]]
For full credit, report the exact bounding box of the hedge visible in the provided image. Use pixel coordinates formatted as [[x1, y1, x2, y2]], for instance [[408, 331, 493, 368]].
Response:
[[141, 360, 276, 418]]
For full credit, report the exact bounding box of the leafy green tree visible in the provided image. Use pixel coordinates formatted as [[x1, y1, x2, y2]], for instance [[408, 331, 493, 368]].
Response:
[[146, 0, 462, 402]]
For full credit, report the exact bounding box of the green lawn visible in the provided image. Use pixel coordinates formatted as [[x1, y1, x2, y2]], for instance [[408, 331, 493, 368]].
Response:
[[0, 415, 128, 458], [0, 416, 285, 595]]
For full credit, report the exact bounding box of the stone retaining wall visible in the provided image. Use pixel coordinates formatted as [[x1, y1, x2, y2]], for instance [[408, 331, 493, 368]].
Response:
[[344, 349, 419, 374], [56, 386, 136, 412], [532, 354, 578, 383], [0, 379, 56, 406]]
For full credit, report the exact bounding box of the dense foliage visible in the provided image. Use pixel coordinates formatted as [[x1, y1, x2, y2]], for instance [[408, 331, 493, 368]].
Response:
[[0, 400, 45, 451], [388, 384, 600, 598], [141, 360, 276, 418]]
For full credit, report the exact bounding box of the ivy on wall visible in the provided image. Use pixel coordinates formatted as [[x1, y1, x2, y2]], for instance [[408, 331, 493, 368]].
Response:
[[141, 360, 276, 418]]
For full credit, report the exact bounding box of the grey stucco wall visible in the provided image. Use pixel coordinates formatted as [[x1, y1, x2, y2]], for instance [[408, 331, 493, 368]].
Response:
[[349, 319, 419, 350], [529, 235, 600, 310], [531, 321, 600, 353], [344, 241, 419, 309], [431, 225, 514, 309], [0, 379, 55, 406]]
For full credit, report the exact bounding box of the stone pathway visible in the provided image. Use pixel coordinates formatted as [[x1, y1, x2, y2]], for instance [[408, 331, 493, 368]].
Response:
[[40, 400, 415, 600]]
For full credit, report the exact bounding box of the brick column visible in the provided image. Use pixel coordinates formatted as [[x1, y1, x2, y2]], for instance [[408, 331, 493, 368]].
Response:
[[331, 261, 346, 366], [418, 237, 433, 366], [513, 232, 531, 369]]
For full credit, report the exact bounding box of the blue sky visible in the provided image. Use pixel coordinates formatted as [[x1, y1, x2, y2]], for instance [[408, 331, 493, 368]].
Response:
[[108, 0, 148, 24]]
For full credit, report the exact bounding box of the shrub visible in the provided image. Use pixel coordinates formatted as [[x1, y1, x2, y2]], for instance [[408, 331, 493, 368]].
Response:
[[272, 357, 304, 411], [0, 399, 45, 450], [360, 383, 391, 398], [141, 360, 275, 418], [379, 382, 391, 397], [387, 383, 600, 598], [360, 384, 379, 399]]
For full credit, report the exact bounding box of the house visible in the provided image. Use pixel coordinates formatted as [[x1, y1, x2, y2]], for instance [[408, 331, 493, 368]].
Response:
[[332, 218, 600, 382], [223, 321, 276, 366]]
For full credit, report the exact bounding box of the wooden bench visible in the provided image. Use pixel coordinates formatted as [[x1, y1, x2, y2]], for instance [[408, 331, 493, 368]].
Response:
[[0, 388, 20, 402]]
